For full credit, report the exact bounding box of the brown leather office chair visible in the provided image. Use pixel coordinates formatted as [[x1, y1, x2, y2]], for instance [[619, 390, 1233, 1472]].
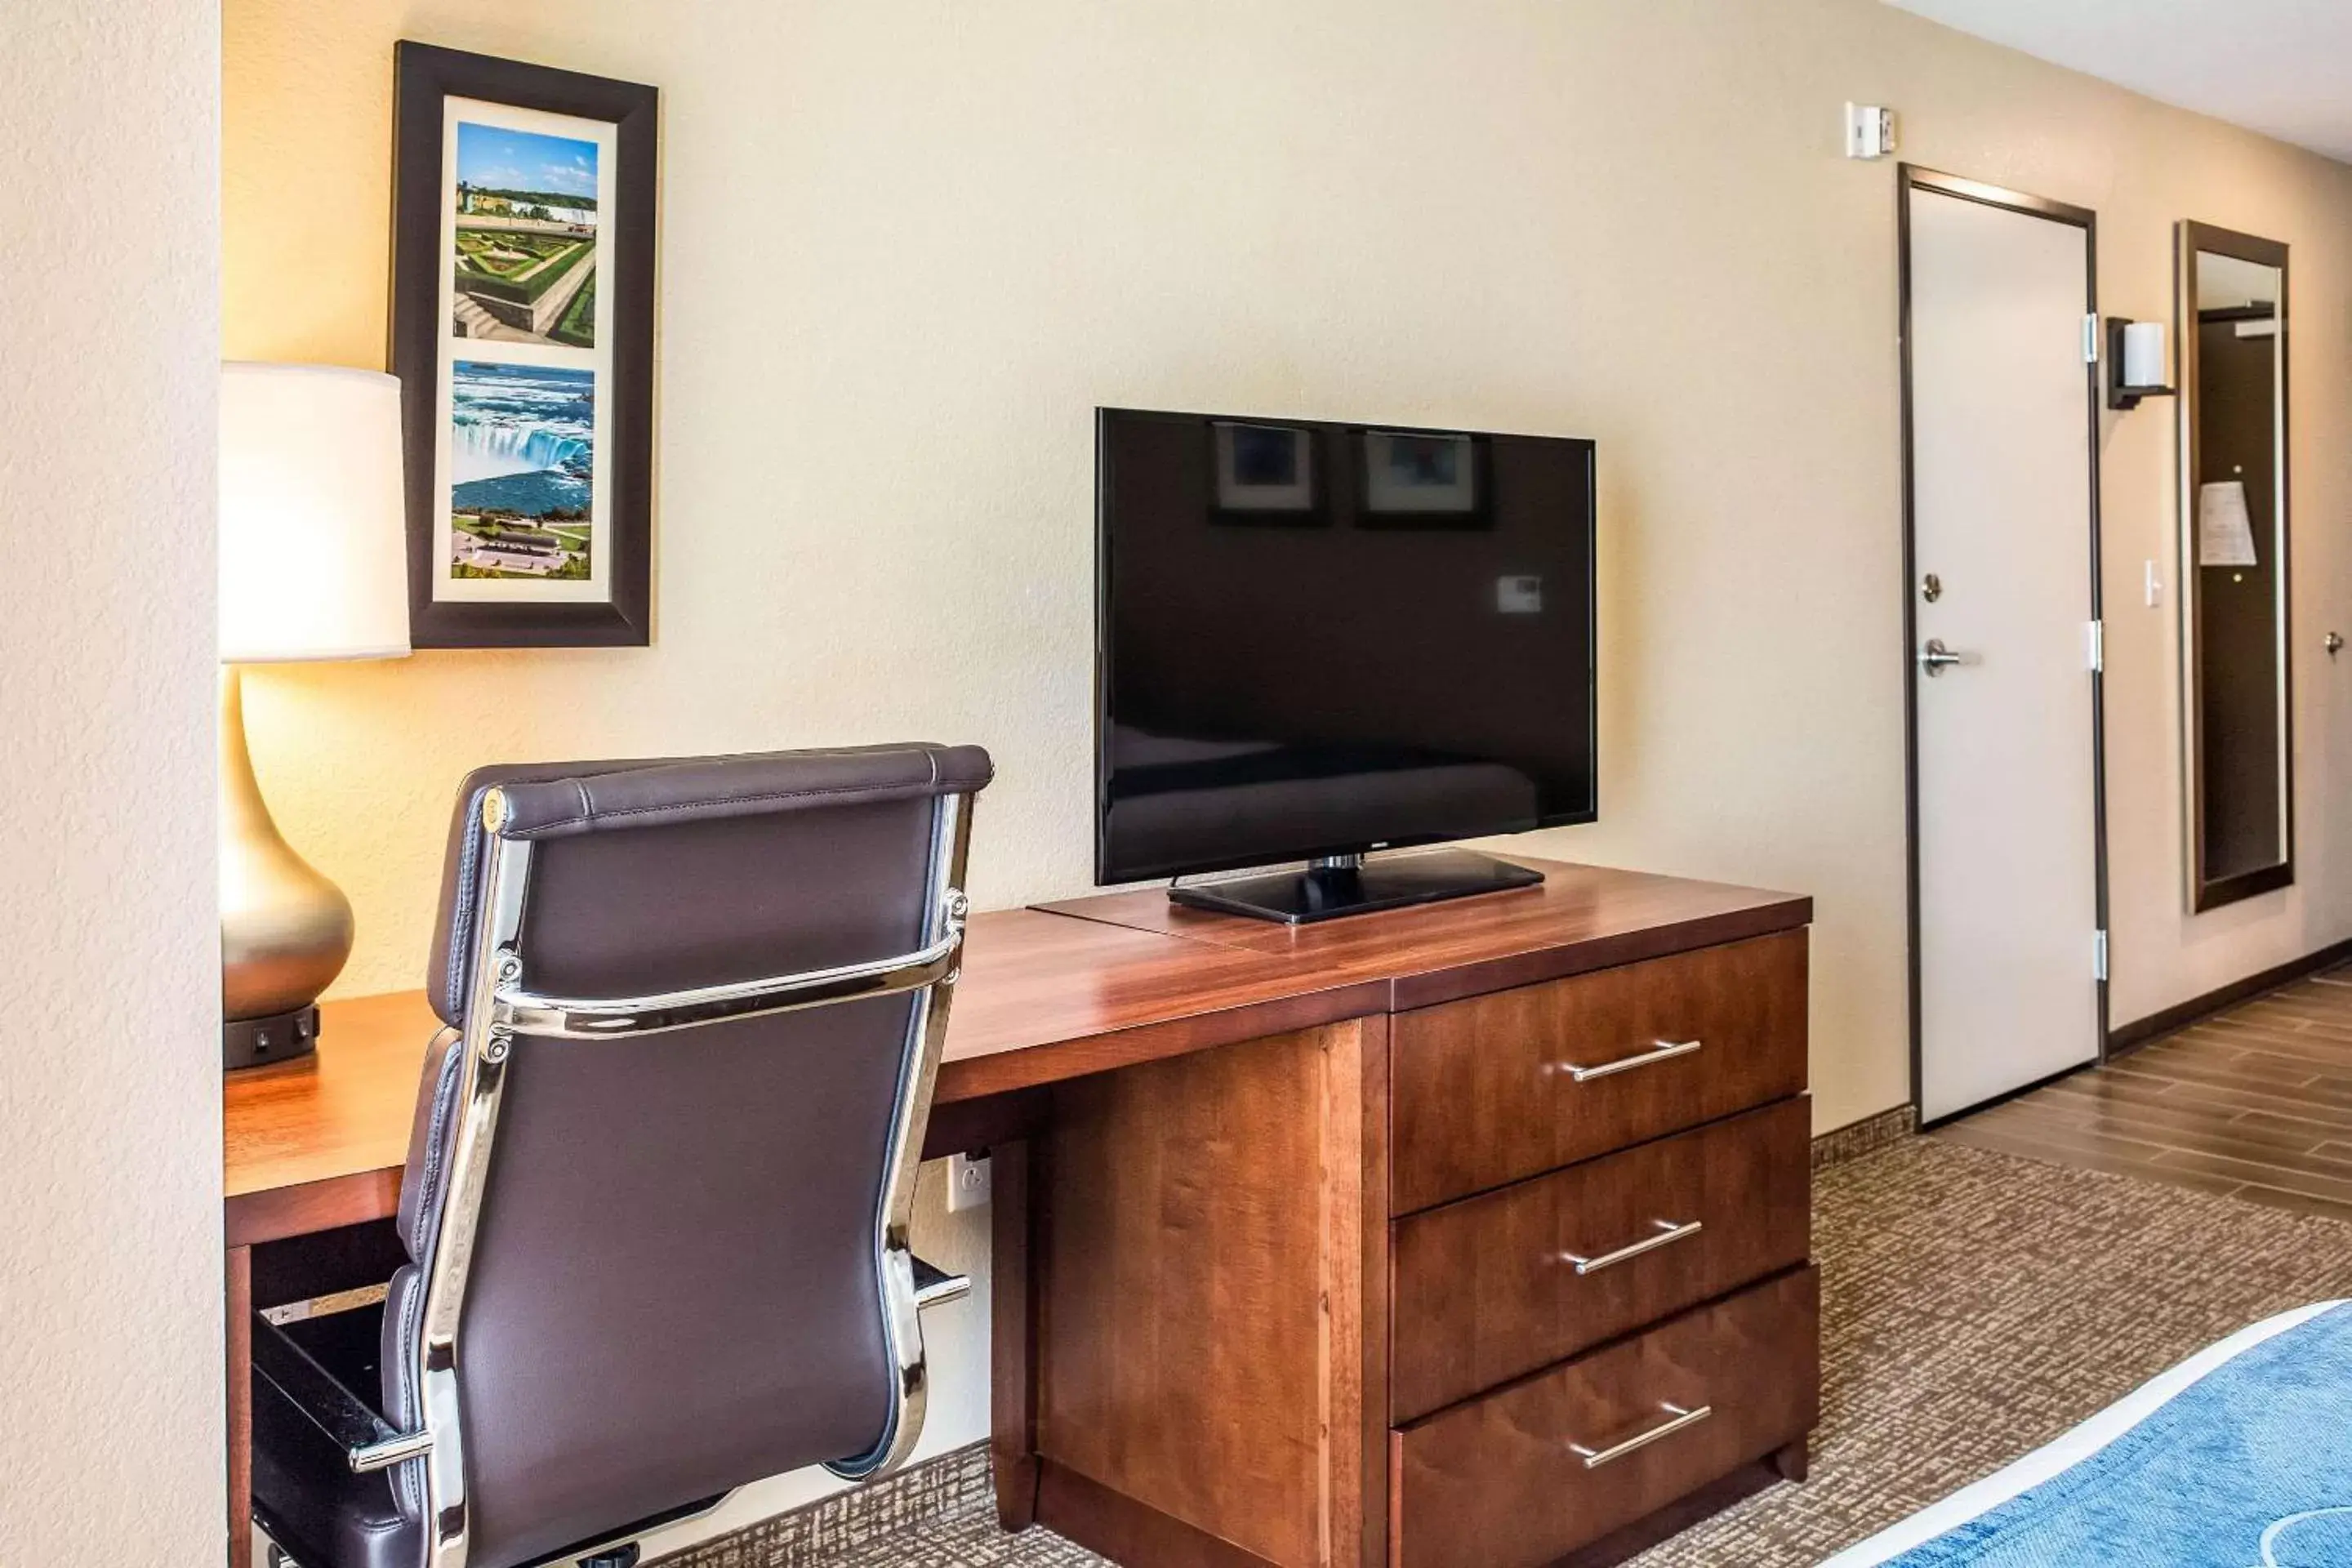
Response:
[[249, 744, 993, 1568]]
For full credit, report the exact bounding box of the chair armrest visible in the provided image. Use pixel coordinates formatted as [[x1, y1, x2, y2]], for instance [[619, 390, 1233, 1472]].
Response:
[[911, 1255, 971, 1310], [251, 1312, 434, 1473]]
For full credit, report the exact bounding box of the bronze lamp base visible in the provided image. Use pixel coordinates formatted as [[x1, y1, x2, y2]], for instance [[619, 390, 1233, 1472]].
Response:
[[224, 1005, 322, 1071], [220, 666, 353, 1071]]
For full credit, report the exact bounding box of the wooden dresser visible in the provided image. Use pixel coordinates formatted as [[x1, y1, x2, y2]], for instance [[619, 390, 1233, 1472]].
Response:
[[1023, 860, 1818, 1568]]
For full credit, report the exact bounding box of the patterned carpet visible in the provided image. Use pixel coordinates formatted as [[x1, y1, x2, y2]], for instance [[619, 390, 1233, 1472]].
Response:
[[668, 1137, 2352, 1567]]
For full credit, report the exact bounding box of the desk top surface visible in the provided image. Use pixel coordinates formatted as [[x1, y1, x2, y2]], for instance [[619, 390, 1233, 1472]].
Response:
[[223, 857, 1806, 1245]]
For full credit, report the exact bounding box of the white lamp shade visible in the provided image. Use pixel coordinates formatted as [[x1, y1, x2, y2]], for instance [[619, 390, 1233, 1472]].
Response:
[[220, 363, 411, 663], [2121, 321, 2167, 389]]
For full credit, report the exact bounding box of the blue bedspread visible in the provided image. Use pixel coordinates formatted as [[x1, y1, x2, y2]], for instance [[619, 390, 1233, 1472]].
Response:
[[1886, 1301, 2352, 1566]]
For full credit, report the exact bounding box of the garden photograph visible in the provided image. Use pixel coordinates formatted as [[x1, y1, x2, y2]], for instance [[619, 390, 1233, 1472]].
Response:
[[450, 120, 600, 347]]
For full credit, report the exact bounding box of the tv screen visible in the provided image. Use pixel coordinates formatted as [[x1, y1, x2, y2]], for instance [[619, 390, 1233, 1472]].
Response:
[[1096, 408, 1597, 884]]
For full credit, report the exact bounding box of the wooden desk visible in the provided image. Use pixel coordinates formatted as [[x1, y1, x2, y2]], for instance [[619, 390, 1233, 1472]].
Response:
[[225, 907, 1390, 1248], [224, 858, 1815, 1568]]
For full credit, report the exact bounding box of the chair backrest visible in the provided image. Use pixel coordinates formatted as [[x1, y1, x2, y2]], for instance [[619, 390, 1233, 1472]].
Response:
[[382, 744, 991, 1568]]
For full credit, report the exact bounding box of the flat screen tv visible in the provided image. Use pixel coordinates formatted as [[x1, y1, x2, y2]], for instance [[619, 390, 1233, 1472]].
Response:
[[1095, 408, 1597, 922]]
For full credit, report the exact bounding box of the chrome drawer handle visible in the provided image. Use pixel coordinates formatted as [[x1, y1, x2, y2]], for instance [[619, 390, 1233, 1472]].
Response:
[[1569, 1401, 1713, 1469], [1561, 1218, 1703, 1276], [1549, 1038, 1701, 1082]]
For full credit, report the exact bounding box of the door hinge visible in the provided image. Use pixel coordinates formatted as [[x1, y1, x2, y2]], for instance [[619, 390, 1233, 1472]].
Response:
[[2087, 618, 2104, 672], [2093, 929, 2109, 982], [2083, 314, 2100, 364]]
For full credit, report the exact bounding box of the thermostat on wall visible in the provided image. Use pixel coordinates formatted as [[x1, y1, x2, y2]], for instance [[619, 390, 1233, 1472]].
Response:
[[1846, 103, 1898, 159]]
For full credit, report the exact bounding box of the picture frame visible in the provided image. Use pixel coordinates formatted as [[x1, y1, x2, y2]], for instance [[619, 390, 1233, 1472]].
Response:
[[1357, 428, 1491, 528], [1209, 421, 1324, 525], [391, 42, 657, 648]]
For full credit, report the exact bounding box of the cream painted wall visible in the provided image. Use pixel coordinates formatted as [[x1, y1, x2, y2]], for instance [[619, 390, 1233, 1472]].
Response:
[[223, 0, 2352, 1514], [2100, 149, 2352, 1026], [0, 0, 223, 1557]]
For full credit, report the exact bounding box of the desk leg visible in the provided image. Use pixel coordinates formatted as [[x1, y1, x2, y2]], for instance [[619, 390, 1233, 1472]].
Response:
[[991, 1138, 1040, 1531], [227, 1245, 253, 1568]]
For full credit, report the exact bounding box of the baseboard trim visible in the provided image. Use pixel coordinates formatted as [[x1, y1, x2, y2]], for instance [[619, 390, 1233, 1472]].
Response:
[[2106, 938, 2352, 1058], [1811, 1105, 1918, 1170]]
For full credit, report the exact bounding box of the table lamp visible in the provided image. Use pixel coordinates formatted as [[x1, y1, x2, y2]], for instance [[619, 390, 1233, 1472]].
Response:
[[219, 363, 411, 1070]]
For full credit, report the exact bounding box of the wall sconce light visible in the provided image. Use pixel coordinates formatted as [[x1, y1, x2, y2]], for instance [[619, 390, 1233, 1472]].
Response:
[[2106, 318, 2176, 411]]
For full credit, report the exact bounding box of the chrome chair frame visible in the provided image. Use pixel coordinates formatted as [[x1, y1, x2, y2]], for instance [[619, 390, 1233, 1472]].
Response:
[[261, 782, 976, 1568]]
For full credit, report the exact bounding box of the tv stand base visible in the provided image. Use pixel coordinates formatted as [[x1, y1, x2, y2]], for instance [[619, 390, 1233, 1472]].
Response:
[[1168, 849, 1543, 924]]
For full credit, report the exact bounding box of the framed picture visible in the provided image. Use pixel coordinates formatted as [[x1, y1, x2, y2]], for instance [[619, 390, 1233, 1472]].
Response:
[[1210, 421, 1322, 524], [1359, 428, 1490, 528], [392, 42, 657, 647]]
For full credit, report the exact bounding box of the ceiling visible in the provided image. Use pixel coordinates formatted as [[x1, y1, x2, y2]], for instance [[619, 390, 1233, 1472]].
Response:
[[1886, 0, 2352, 163]]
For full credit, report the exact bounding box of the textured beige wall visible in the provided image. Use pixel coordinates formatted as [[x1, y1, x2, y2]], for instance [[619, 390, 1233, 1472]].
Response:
[[0, 0, 223, 1556], [225, 0, 2352, 1132]]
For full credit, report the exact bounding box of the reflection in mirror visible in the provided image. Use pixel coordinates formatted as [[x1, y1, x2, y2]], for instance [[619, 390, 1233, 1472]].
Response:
[[2180, 223, 2292, 911]]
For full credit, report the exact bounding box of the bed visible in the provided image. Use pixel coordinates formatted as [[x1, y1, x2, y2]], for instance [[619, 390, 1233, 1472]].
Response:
[[1821, 1300, 2352, 1566]]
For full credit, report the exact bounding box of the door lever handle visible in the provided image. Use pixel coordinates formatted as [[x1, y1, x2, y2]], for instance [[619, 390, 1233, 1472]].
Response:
[[1919, 639, 1970, 675]]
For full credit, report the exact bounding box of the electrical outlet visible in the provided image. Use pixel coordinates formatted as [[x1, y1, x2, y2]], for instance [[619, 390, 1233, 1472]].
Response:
[[947, 1152, 992, 1213]]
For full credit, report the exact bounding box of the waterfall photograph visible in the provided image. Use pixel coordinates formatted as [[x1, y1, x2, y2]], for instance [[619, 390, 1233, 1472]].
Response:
[[448, 359, 594, 581]]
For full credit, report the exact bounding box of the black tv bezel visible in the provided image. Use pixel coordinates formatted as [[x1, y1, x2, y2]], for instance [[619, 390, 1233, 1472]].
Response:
[[1092, 406, 1600, 887]]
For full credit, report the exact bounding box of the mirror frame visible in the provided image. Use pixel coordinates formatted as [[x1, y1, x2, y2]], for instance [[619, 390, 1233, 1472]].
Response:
[[2177, 220, 2293, 912]]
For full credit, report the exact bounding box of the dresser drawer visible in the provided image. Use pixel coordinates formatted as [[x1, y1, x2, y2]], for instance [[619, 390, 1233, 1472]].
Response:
[[1391, 1267, 1820, 1568], [1389, 1097, 1810, 1422], [1391, 929, 1807, 1213]]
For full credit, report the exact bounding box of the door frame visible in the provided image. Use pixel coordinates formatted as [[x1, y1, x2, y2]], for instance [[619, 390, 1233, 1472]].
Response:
[[1897, 165, 2110, 1127]]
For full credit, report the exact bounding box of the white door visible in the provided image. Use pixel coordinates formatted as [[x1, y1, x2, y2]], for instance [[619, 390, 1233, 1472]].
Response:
[[1907, 178, 2102, 1123]]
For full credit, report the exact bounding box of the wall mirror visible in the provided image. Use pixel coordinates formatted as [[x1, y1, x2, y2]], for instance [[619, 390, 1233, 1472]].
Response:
[[2179, 221, 2292, 911]]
